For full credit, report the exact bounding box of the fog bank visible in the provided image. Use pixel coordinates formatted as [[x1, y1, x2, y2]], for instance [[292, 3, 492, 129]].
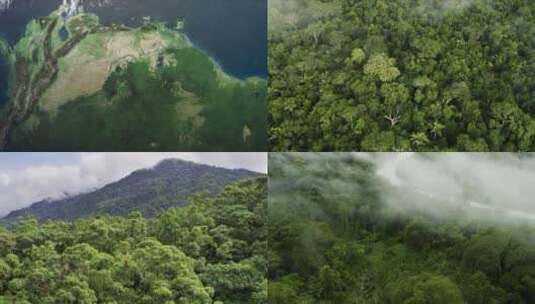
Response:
[[269, 153, 535, 227], [371, 153, 535, 222]]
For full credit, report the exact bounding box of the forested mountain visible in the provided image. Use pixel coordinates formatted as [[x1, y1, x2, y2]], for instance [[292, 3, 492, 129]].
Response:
[[269, 0, 535, 151], [268, 154, 535, 304], [0, 177, 267, 303], [3, 159, 261, 222]]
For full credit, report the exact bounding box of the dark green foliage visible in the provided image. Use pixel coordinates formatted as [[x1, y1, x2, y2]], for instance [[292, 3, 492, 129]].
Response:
[[268, 154, 535, 303], [166, 48, 218, 96], [3, 159, 261, 222], [9, 48, 267, 151], [269, 0, 535, 151], [0, 178, 267, 303], [201, 80, 268, 152]]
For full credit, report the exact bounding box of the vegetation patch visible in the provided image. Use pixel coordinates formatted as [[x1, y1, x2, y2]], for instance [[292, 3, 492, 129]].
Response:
[[269, 0, 535, 151], [0, 178, 267, 303]]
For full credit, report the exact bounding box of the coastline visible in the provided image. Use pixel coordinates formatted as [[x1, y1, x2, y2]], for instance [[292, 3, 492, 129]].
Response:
[[0, 7, 267, 150]]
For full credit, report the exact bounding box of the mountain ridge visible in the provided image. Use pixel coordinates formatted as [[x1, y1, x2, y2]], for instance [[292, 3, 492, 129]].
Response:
[[3, 158, 262, 222]]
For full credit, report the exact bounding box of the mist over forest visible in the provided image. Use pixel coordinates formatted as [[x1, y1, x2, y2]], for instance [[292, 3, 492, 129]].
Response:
[[268, 153, 535, 303], [371, 153, 535, 223], [272, 153, 535, 224]]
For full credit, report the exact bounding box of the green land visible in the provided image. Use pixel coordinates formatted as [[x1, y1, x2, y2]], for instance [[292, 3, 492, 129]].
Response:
[[0, 11, 267, 151], [0, 178, 267, 303], [269, 0, 535, 151]]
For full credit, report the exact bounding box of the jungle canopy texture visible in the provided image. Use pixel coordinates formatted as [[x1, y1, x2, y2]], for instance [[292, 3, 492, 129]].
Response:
[[269, 0, 535, 151], [0, 178, 267, 304]]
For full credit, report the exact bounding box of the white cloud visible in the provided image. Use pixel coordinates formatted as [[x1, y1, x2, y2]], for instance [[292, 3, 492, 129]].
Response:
[[0, 153, 266, 216], [0, 174, 9, 186], [271, 152, 535, 227], [367, 153, 535, 222]]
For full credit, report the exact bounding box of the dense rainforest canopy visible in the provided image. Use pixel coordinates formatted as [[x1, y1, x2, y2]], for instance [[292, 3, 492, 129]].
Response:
[[268, 154, 535, 303], [269, 0, 535, 151], [0, 178, 267, 303]]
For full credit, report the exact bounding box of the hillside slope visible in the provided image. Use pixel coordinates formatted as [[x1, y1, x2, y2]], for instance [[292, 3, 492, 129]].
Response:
[[0, 177, 267, 303], [4, 158, 261, 222]]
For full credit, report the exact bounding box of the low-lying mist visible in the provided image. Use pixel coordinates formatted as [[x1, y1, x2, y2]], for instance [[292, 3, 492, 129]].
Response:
[[268, 0, 482, 34], [372, 153, 535, 223], [269, 153, 535, 227], [414, 0, 478, 16], [268, 0, 341, 33]]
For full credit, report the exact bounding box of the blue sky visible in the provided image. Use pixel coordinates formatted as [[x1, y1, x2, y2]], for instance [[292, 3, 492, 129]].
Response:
[[0, 153, 267, 172], [0, 153, 80, 170], [0, 153, 267, 216]]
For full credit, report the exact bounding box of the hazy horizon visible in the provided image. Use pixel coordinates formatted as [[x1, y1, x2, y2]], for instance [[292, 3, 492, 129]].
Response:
[[270, 152, 535, 228]]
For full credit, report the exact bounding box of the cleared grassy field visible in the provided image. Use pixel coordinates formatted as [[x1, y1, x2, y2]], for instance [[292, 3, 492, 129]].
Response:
[[40, 24, 187, 114]]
